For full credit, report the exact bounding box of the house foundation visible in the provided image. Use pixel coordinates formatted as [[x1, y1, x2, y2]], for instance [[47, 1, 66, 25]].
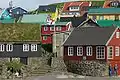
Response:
[[64, 60, 108, 77]]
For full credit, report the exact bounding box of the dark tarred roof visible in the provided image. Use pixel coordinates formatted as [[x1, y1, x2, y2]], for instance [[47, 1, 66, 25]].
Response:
[[63, 26, 116, 46]]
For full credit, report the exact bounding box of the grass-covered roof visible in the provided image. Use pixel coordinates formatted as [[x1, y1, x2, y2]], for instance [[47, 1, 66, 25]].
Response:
[[0, 23, 41, 42]]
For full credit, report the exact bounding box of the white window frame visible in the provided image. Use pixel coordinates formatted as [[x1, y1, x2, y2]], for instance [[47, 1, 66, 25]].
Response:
[[77, 46, 83, 56], [115, 46, 119, 56], [96, 46, 105, 59], [56, 27, 61, 31], [68, 47, 73, 56], [116, 32, 119, 38], [50, 27, 55, 31], [31, 44, 37, 51], [6, 44, 13, 52], [0, 44, 4, 52], [44, 27, 48, 31], [23, 44, 29, 52], [69, 6, 79, 11], [107, 46, 113, 59], [86, 46, 92, 56], [43, 36, 47, 40], [17, 11, 19, 14]]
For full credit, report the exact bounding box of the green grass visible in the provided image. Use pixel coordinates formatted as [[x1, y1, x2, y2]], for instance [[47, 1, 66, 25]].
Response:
[[0, 23, 41, 42]]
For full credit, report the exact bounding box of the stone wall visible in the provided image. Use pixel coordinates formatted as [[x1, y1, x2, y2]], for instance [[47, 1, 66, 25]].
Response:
[[64, 60, 108, 77], [51, 57, 67, 72]]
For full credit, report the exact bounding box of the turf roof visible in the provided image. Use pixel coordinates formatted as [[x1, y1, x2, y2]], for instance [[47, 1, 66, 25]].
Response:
[[0, 23, 41, 42]]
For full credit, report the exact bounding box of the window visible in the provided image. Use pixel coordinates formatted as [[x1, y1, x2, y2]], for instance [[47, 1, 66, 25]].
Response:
[[31, 44, 37, 51], [6, 44, 13, 52], [68, 47, 73, 56], [0, 44, 4, 52], [17, 11, 19, 14], [50, 27, 55, 31], [96, 46, 105, 59], [43, 36, 47, 40], [56, 27, 61, 31], [69, 6, 79, 11], [107, 46, 113, 59], [99, 16, 104, 20], [44, 27, 48, 31], [116, 32, 119, 38], [23, 44, 29, 52], [77, 46, 83, 56], [115, 46, 119, 56], [86, 46, 92, 56]]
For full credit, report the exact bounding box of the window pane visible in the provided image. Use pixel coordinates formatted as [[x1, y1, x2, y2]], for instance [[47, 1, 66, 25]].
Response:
[[96, 46, 105, 59], [115, 46, 119, 56], [77, 47, 83, 56], [116, 32, 119, 38], [31, 44, 37, 51], [23, 44, 29, 51], [86, 46, 92, 56], [68, 47, 73, 56], [6, 44, 13, 52], [0, 44, 4, 52]]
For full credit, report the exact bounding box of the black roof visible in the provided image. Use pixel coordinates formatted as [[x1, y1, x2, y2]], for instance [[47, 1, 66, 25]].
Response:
[[37, 5, 57, 12], [78, 19, 100, 28], [60, 13, 87, 27], [11, 7, 27, 14], [63, 27, 116, 46]]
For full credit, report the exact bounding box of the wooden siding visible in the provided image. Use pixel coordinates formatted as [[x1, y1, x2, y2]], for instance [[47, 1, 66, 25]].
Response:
[[0, 44, 41, 57], [41, 24, 70, 44], [63, 46, 107, 61], [88, 14, 120, 20], [42, 36, 52, 44], [107, 28, 120, 75], [108, 28, 120, 60]]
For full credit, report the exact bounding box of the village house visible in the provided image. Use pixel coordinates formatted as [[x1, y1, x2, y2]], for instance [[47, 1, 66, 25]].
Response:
[[0, 23, 41, 65], [34, 5, 58, 21], [60, 13, 87, 27], [60, 1, 89, 17], [63, 19, 120, 75], [60, 0, 104, 17], [41, 21, 72, 44], [88, 8, 120, 21], [97, 20, 120, 27], [0, 8, 15, 23], [8, 7, 28, 22], [103, 0, 120, 8]]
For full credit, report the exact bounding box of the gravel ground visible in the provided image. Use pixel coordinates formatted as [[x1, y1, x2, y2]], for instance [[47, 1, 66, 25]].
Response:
[[3, 72, 120, 80]]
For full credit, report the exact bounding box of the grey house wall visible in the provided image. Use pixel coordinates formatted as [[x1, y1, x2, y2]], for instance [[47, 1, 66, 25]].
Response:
[[52, 32, 71, 57], [0, 44, 41, 57]]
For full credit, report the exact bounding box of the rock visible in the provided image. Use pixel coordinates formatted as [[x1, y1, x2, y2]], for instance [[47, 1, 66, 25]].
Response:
[[51, 57, 67, 72], [65, 60, 108, 77]]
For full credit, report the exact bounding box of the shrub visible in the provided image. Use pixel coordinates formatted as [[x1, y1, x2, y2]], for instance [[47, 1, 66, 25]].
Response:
[[5, 61, 24, 73]]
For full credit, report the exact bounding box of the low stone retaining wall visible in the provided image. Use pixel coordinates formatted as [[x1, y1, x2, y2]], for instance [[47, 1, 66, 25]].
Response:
[[64, 60, 108, 77], [51, 57, 67, 72]]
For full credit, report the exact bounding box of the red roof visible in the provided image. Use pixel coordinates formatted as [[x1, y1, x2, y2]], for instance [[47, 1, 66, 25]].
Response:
[[103, 0, 111, 8], [62, 1, 89, 12]]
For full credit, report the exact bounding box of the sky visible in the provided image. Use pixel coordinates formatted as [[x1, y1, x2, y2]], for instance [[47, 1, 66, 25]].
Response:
[[0, 0, 69, 10]]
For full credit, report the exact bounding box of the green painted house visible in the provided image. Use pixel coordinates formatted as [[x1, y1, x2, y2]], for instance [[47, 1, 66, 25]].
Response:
[[0, 19, 15, 23], [97, 20, 120, 27], [0, 8, 15, 23]]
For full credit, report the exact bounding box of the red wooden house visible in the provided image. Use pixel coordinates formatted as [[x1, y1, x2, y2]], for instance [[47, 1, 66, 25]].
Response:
[[103, 0, 120, 8], [63, 19, 120, 75], [61, 1, 89, 17], [41, 22, 72, 44]]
